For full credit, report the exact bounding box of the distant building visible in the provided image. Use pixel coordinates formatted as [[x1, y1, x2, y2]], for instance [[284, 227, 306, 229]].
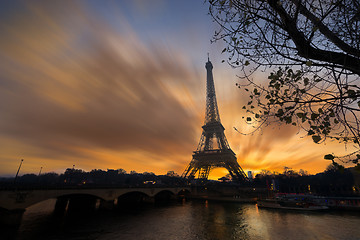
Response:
[[247, 171, 253, 179]]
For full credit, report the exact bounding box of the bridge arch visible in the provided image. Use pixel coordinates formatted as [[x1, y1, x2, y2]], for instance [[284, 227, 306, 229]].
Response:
[[0, 187, 191, 225], [154, 190, 175, 203], [116, 191, 150, 208]]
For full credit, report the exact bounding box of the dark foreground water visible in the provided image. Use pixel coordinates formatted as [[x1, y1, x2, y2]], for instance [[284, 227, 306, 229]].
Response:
[[5, 199, 360, 240]]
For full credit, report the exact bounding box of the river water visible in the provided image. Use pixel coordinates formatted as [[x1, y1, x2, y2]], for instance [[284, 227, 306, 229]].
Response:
[[5, 199, 360, 240]]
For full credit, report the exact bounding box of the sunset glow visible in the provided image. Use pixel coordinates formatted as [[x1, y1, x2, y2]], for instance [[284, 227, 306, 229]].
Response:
[[0, 1, 355, 179]]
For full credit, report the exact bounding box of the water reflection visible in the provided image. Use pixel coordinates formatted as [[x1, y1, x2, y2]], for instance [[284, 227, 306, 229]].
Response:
[[5, 199, 360, 240]]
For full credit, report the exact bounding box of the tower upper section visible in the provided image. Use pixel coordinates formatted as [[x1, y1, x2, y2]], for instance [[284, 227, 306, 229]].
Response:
[[204, 57, 221, 124]]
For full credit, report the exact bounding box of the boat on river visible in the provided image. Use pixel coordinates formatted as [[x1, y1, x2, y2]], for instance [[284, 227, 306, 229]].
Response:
[[257, 194, 329, 211]]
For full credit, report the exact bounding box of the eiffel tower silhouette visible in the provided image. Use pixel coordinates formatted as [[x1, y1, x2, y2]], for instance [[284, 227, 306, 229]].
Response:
[[182, 56, 248, 182]]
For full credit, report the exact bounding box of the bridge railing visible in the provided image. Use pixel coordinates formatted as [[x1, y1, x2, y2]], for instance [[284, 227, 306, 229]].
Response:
[[0, 183, 190, 191]]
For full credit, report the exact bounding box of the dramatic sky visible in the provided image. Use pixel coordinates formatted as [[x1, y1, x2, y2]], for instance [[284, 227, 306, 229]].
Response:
[[0, 0, 353, 178]]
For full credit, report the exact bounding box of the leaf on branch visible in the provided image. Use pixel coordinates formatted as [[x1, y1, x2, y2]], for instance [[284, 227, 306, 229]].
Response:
[[304, 78, 309, 86], [246, 117, 252, 122], [308, 130, 315, 135], [311, 113, 319, 120], [244, 60, 250, 66], [347, 89, 356, 99], [329, 109, 335, 117], [312, 135, 321, 143], [322, 129, 329, 135], [276, 109, 284, 117], [296, 112, 307, 122], [305, 61, 312, 66], [324, 154, 335, 160], [284, 116, 292, 124]]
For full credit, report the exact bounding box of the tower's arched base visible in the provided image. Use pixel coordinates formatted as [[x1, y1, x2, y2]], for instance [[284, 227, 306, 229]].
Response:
[[182, 149, 247, 182]]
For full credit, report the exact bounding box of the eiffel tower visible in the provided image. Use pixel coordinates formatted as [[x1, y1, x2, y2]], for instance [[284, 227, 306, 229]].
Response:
[[182, 57, 248, 182]]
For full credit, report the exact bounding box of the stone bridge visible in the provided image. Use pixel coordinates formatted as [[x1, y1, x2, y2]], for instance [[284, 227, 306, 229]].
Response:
[[0, 187, 191, 225]]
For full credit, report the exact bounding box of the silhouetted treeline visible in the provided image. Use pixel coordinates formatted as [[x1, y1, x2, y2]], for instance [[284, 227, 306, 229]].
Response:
[[1, 166, 359, 196], [0, 169, 186, 189], [253, 166, 360, 197]]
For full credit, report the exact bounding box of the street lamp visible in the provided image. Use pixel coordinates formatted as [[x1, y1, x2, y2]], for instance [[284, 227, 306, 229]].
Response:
[[14, 159, 24, 183]]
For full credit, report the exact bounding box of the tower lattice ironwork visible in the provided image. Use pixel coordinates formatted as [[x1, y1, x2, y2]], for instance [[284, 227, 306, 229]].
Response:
[[182, 57, 248, 182]]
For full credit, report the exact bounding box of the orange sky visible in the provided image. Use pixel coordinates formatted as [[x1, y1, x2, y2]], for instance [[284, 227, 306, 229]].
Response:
[[0, 1, 356, 179]]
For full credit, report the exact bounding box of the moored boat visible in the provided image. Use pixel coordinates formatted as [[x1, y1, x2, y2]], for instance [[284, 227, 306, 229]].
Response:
[[257, 194, 328, 211]]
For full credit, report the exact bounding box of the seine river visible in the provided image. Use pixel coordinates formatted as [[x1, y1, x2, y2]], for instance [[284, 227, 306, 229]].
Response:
[[5, 199, 360, 240]]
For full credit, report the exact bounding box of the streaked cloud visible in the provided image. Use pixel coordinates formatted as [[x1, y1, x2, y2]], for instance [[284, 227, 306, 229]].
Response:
[[0, 2, 202, 175]]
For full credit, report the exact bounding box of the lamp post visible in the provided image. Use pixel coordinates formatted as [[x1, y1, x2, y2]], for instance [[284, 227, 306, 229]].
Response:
[[69, 164, 75, 184], [14, 159, 24, 183]]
